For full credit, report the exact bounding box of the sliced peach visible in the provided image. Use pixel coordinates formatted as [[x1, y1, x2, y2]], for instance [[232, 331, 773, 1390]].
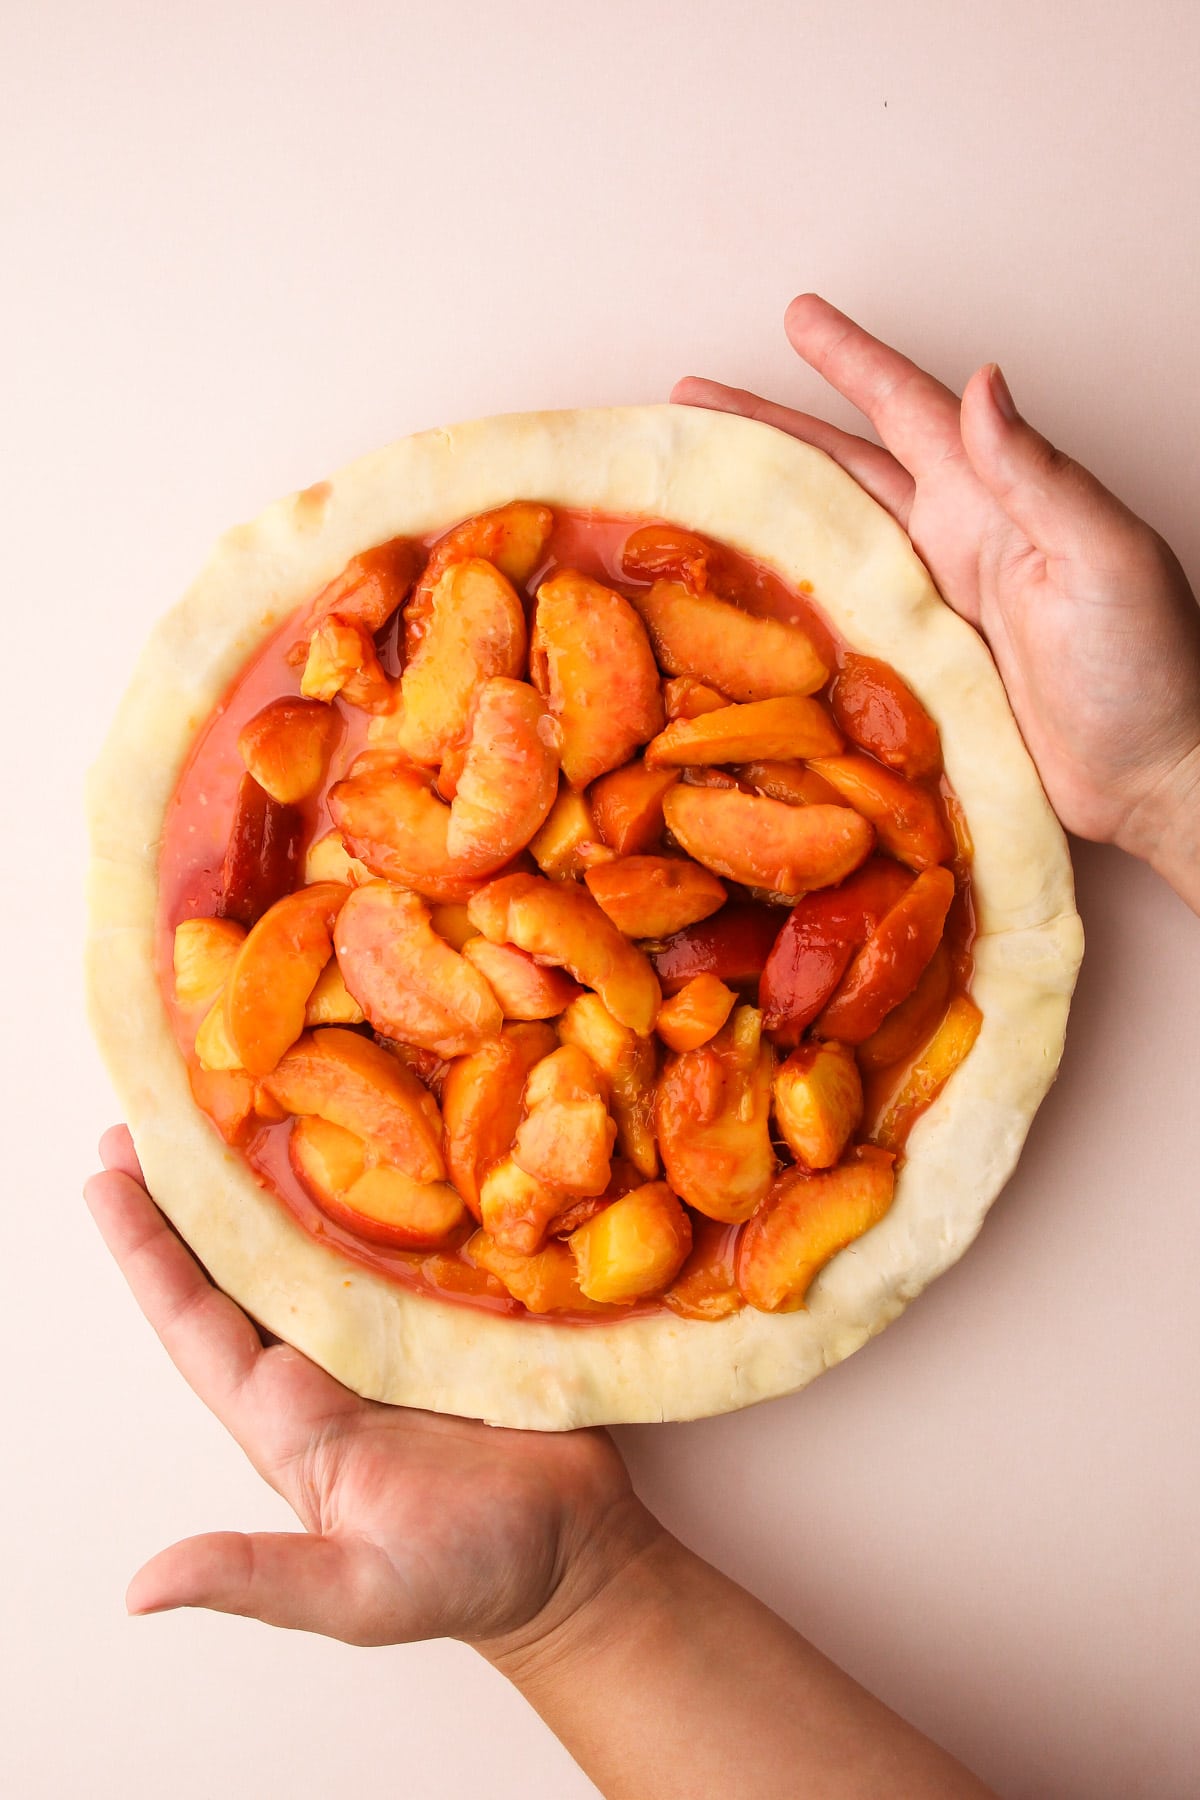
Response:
[[662, 1216, 745, 1321], [301, 617, 391, 711], [467, 873, 661, 1036], [188, 1065, 269, 1148], [531, 571, 664, 788], [195, 992, 244, 1072], [218, 773, 303, 928], [663, 676, 729, 720], [466, 1229, 610, 1315], [303, 956, 365, 1026], [645, 696, 842, 768], [289, 1114, 366, 1196], [857, 943, 952, 1075], [630, 578, 828, 700], [589, 760, 679, 856], [304, 830, 372, 887], [334, 882, 502, 1057], [807, 754, 953, 871], [654, 973, 737, 1053], [462, 937, 580, 1020], [479, 1156, 564, 1256], [830, 654, 942, 782], [773, 1042, 863, 1169], [569, 1181, 692, 1304], [816, 866, 956, 1044], [173, 917, 246, 1012], [262, 1027, 445, 1181], [757, 858, 913, 1045], [287, 536, 418, 664], [406, 503, 554, 659], [528, 786, 598, 881], [237, 697, 340, 805], [557, 993, 659, 1178], [867, 996, 983, 1153], [291, 1118, 465, 1249], [737, 1147, 896, 1312], [663, 785, 874, 898], [583, 856, 726, 940], [224, 881, 350, 1076], [429, 902, 479, 951], [655, 1006, 775, 1222], [651, 901, 782, 995], [442, 1021, 558, 1216], [398, 557, 527, 769], [329, 763, 480, 902], [512, 1045, 616, 1198], [733, 761, 847, 808], [621, 523, 710, 589]]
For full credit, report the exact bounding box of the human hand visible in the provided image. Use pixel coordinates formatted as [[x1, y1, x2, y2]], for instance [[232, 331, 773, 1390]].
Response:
[[674, 295, 1200, 907], [84, 1126, 657, 1649]]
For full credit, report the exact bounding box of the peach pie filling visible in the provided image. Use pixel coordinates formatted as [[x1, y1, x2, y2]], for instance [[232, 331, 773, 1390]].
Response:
[[158, 504, 980, 1323]]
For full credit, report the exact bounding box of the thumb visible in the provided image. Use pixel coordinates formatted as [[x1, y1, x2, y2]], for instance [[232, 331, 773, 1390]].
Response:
[[960, 363, 1142, 564], [126, 1530, 396, 1645]]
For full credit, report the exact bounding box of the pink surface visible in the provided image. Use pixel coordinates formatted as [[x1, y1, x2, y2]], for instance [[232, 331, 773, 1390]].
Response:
[[3, 5, 1198, 1796]]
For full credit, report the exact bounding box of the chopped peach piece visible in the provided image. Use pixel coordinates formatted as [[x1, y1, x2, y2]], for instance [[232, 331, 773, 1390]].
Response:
[[303, 956, 365, 1026], [329, 764, 480, 902], [466, 1229, 609, 1315], [621, 523, 710, 589], [816, 866, 955, 1043], [733, 761, 847, 807], [173, 917, 246, 1012], [757, 858, 913, 1045], [663, 676, 729, 720], [398, 557, 527, 769], [237, 697, 340, 805], [557, 992, 659, 1178], [807, 754, 953, 870], [583, 856, 726, 940], [188, 1065, 271, 1148], [291, 1118, 465, 1249], [737, 1148, 896, 1312], [195, 991, 244, 1072], [218, 774, 303, 928], [468, 873, 661, 1036], [531, 571, 664, 787], [830, 654, 942, 782], [569, 1181, 692, 1304], [630, 578, 828, 700], [287, 536, 418, 664], [301, 617, 391, 711], [654, 974, 737, 1053], [479, 1156, 563, 1255], [407, 503, 554, 658], [857, 943, 953, 1075], [224, 882, 350, 1076], [334, 882, 502, 1057], [304, 830, 372, 887], [645, 696, 842, 768], [528, 786, 598, 880], [655, 1006, 775, 1222], [663, 1217, 745, 1321], [442, 1022, 558, 1216], [867, 995, 983, 1153], [589, 760, 679, 856], [512, 1045, 617, 1198], [462, 937, 580, 1019], [651, 901, 782, 994], [429, 902, 479, 951], [663, 785, 874, 897], [262, 1027, 445, 1181], [773, 1041, 863, 1169]]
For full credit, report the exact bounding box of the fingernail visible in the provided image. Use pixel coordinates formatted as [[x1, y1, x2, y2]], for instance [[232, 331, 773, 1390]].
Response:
[[988, 364, 1018, 422]]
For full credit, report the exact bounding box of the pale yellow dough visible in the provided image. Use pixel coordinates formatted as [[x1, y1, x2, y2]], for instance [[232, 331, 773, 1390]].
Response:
[[86, 405, 1083, 1429]]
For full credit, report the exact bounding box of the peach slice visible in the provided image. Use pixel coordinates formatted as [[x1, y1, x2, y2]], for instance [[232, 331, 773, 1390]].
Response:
[[815, 866, 956, 1044], [531, 570, 664, 788], [442, 1021, 558, 1216], [290, 1117, 465, 1249], [589, 760, 679, 856], [662, 1216, 745, 1321], [173, 917, 246, 1012], [867, 995, 983, 1153], [329, 764, 480, 903], [807, 754, 953, 871], [303, 956, 365, 1026], [429, 902, 478, 951], [757, 858, 913, 1045], [479, 1156, 564, 1256], [195, 991, 245, 1072], [301, 616, 391, 711], [654, 973, 737, 1053], [663, 785, 874, 898], [621, 523, 710, 589], [406, 502, 554, 658], [663, 676, 729, 720], [630, 578, 828, 700], [645, 696, 842, 768], [651, 901, 782, 995], [467, 873, 661, 1036], [655, 1006, 775, 1222], [288, 1113, 366, 1195], [569, 1181, 692, 1304], [287, 536, 418, 665], [262, 1027, 445, 1181], [304, 830, 373, 887], [466, 1229, 609, 1316], [773, 1041, 863, 1169], [528, 786, 599, 881], [398, 557, 527, 769], [462, 937, 580, 1020], [188, 1065, 275, 1148], [829, 654, 942, 782], [334, 882, 502, 1057], [218, 773, 304, 928], [512, 1045, 617, 1198], [237, 697, 340, 805], [857, 942, 952, 1075], [583, 856, 726, 940], [557, 992, 659, 1178], [737, 1147, 896, 1312], [734, 761, 847, 808], [223, 881, 350, 1076]]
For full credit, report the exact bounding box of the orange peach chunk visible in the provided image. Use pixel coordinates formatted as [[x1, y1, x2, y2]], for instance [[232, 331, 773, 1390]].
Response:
[[303, 956, 365, 1026], [663, 676, 729, 720], [429, 902, 478, 951], [737, 1148, 896, 1312], [807, 754, 953, 870], [301, 617, 391, 711], [654, 974, 737, 1053], [857, 942, 952, 1076], [466, 1229, 609, 1315], [262, 1027, 445, 1181], [512, 1045, 617, 1198], [569, 1181, 692, 1304], [655, 1006, 775, 1223], [630, 578, 828, 700], [334, 882, 502, 1057], [532, 570, 664, 787], [589, 760, 679, 855], [406, 503, 554, 659], [528, 786, 599, 880], [462, 937, 581, 1020], [662, 1216, 745, 1321], [303, 830, 373, 887], [173, 917, 246, 1012], [224, 881, 350, 1076], [195, 991, 245, 1072], [663, 785, 874, 898], [645, 696, 842, 768], [867, 994, 983, 1153], [442, 1021, 558, 1216], [398, 557, 527, 769], [287, 536, 418, 664], [290, 1117, 464, 1249], [188, 1065, 276, 1148], [557, 992, 659, 1178], [468, 872, 661, 1037], [583, 856, 726, 939], [237, 697, 340, 805], [773, 1041, 863, 1169], [479, 1156, 564, 1256]]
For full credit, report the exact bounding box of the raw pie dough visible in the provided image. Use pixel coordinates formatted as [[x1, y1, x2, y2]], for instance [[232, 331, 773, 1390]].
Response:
[[86, 405, 1084, 1429]]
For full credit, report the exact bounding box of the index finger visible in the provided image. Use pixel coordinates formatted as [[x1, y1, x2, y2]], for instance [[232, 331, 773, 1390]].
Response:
[[784, 294, 964, 479]]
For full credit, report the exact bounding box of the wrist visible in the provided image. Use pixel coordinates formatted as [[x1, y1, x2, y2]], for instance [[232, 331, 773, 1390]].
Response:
[[1117, 740, 1200, 912]]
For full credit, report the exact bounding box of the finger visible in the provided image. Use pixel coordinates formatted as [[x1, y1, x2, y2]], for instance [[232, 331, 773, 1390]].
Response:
[[783, 294, 964, 479], [99, 1124, 143, 1184], [127, 1531, 392, 1644], [959, 362, 1145, 565], [672, 376, 914, 521]]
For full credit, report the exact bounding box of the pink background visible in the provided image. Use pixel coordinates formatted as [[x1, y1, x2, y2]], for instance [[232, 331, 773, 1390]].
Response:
[[3, 4, 1198, 1795]]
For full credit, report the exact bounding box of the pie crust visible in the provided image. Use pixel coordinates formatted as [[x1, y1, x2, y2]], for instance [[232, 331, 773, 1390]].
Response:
[[86, 405, 1084, 1428]]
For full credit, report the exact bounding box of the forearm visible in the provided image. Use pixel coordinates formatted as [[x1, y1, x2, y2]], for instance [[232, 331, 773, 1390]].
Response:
[[482, 1517, 994, 1800], [1120, 741, 1200, 916]]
